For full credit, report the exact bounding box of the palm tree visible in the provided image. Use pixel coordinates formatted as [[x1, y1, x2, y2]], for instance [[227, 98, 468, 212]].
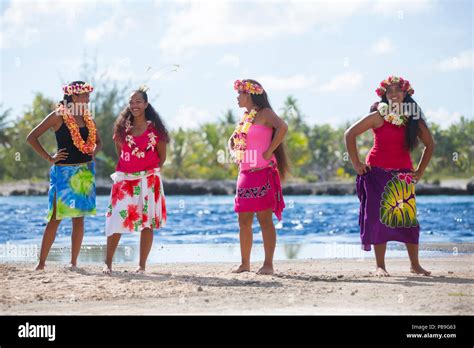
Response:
[[280, 96, 307, 134], [219, 109, 236, 127], [0, 105, 12, 147]]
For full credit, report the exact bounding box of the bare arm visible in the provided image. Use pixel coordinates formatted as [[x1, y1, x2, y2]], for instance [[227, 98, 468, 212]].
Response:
[[228, 132, 235, 153], [26, 111, 68, 163], [261, 109, 288, 160], [344, 111, 381, 175], [114, 140, 121, 159], [413, 120, 435, 181], [157, 140, 167, 168], [91, 120, 102, 157]]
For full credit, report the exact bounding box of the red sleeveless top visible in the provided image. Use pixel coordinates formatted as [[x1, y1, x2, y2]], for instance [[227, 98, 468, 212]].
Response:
[[115, 126, 161, 173], [366, 120, 413, 170]]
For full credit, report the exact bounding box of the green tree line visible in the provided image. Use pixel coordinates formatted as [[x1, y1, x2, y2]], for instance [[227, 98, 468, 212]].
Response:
[[0, 83, 472, 184]]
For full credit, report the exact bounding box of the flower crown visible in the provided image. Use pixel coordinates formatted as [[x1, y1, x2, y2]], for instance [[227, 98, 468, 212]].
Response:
[[63, 82, 94, 96], [376, 75, 414, 97], [233, 80, 264, 95]]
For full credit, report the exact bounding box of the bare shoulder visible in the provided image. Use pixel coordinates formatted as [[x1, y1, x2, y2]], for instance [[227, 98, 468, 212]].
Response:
[[257, 107, 279, 127], [368, 110, 384, 129], [45, 109, 63, 131], [258, 107, 277, 118], [346, 111, 383, 136]]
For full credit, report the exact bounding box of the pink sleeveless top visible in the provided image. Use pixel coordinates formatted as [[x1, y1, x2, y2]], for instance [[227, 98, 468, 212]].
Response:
[[115, 127, 161, 173], [240, 124, 277, 171], [366, 121, 413, 170]]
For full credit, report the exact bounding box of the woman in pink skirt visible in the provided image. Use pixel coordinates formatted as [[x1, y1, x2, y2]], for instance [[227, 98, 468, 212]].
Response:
[[229, 79, 289, 275]]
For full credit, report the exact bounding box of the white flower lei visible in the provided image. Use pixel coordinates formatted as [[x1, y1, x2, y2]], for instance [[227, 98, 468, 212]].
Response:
[[125, 120, 158, 158], [377, 102, 408, 126]]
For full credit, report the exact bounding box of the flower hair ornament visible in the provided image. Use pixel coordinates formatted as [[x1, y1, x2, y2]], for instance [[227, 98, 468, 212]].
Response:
[[234, 80, 264, 95], [375, 75, 414, 97], [138, 84, 150, 93], [62, 82, 94, 96]]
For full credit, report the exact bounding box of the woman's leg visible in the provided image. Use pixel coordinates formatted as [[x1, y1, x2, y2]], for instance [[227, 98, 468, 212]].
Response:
[[232, 212, 254, 273], [256, 209, 276, 275], [35, 193, 61, 271], [405, 243, 431, 276], [70, 216, 85, 269], [137, 228, 153, 273], [374, 242, 389, 277], [103, 233, 121, 274]]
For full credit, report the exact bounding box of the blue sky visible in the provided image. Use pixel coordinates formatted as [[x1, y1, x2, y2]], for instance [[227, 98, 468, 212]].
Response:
[[1, 0, 473, 130]]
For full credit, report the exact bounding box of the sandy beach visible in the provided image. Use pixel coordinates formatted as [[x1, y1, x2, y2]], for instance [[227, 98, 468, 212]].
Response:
[[1, 254, 472, 315]]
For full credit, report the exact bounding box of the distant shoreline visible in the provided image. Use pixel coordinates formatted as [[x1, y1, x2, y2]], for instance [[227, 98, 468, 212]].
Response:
[[0, 178, 472, 196]]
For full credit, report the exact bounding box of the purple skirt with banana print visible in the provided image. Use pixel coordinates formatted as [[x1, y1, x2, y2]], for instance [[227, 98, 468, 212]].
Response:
[[356, 166, 419, 251]]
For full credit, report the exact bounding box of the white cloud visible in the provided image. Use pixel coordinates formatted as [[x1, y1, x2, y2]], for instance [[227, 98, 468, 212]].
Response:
[[257, 74, 316, 91], [371, 37, 394, 55], [218, 54, 240, 68], [158, 0, 436, 56], [371, 0, 433, 16], [102, 58, 134, 81], [173, 105, 214, 129], [84, 16, 135, 44], [159, 0, 366, 56], [425, 108, 463, 128], [0, 0, 91, 49], [434, 50, 474, 72], [319, 72, 363, 92], [100, 60, 179, 84]]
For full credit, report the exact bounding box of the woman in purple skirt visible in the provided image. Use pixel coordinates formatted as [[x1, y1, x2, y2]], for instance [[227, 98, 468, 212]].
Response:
[[344, 76, 435, 277]]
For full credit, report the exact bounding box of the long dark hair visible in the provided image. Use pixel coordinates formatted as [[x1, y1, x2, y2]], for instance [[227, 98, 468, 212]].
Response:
[[113, 90, 170, 144], [58, 80, 85, 106], [370, 93, 426, 151], [244, 79, 290, 181]]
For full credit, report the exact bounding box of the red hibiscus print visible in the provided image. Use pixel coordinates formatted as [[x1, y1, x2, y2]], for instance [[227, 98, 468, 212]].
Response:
[[142, 213, 148, 224], [398, 173, 413, 185], [122, 204, 140, 231], [154, 175, 161, 202], [161, 196, 167, 221], [111, 182, 125, 207], [122, 179, 140, 197], [147, 174, 155, 188]]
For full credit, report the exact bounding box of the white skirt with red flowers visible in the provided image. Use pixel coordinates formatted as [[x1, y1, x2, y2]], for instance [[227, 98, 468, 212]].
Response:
[[105, 168, 166, 237]]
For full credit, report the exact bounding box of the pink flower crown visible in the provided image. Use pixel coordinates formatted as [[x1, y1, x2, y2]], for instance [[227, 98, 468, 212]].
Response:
[[376, 75, 414, 97], [234, 80, 264, 95], [63, 82, 94, 96]]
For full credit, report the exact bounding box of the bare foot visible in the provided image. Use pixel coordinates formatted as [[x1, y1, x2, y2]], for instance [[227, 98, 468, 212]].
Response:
[[102, 265, 112, 275], [410, 264, 431, 276], [232, 264, 250, 273], [65, 264, 78, 271], [135, 267, 146, 274], [257, 264, 274, 275], [374, 267, 390, 277], [34, 263, 45, 271]]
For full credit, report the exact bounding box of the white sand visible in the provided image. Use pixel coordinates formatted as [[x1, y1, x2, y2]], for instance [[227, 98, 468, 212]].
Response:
[[1, 255, 473, 315]]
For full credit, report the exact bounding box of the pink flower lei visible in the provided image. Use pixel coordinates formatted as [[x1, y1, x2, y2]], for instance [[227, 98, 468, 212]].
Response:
[[125, 120, 158, 159]]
